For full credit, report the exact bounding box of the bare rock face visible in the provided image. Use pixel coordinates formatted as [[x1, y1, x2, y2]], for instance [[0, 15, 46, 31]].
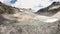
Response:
[[35, 2, 60, 16], [0, 2, 60, 34], [0, 2, 20, 14]]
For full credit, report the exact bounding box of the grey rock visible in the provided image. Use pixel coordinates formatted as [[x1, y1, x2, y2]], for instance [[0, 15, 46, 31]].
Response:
[[35, 2, 60, 16], [0, 1, 60, 34]]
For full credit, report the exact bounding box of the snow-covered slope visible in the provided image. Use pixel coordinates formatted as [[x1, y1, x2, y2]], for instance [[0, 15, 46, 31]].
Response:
[[0, 0, 60, 12]]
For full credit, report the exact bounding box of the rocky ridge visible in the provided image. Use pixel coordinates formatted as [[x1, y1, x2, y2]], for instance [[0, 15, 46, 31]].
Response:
[[36, 2, 60, 16]]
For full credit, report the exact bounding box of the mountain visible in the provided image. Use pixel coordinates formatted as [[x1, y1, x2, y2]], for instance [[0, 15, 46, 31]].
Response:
[[35, 2, 60, 16], [0, 2, 20, 14], [0, 1, 60, 34]]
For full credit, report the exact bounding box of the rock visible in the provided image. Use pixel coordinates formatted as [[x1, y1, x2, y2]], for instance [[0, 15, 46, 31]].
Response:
[[0, 19, 59, 34], [52, 11, 60, 19], [0, 1, 60, 34], [35, 2, 60, 16], [0, 2, 20, 14]]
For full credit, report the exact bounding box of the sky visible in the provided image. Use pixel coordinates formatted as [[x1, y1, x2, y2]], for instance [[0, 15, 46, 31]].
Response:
[[0, 0, 60, 12]]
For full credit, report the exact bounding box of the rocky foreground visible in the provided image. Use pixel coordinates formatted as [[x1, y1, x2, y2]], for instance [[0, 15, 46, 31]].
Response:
[[0, 2, 60, 34]]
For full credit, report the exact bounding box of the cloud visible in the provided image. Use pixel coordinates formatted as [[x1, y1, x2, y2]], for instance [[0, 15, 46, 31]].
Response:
[[12, 0, 54, 12], [0, 0, 59, 12]]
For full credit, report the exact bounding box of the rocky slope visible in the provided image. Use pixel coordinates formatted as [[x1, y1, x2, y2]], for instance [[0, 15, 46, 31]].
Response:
[[0, 2, 60, 34], [35, 2, 60, 16]]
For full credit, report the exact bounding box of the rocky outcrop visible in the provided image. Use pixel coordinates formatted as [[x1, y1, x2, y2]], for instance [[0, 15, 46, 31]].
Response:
[[35, 2, 60, 16], [0, 2, 20, 14]]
